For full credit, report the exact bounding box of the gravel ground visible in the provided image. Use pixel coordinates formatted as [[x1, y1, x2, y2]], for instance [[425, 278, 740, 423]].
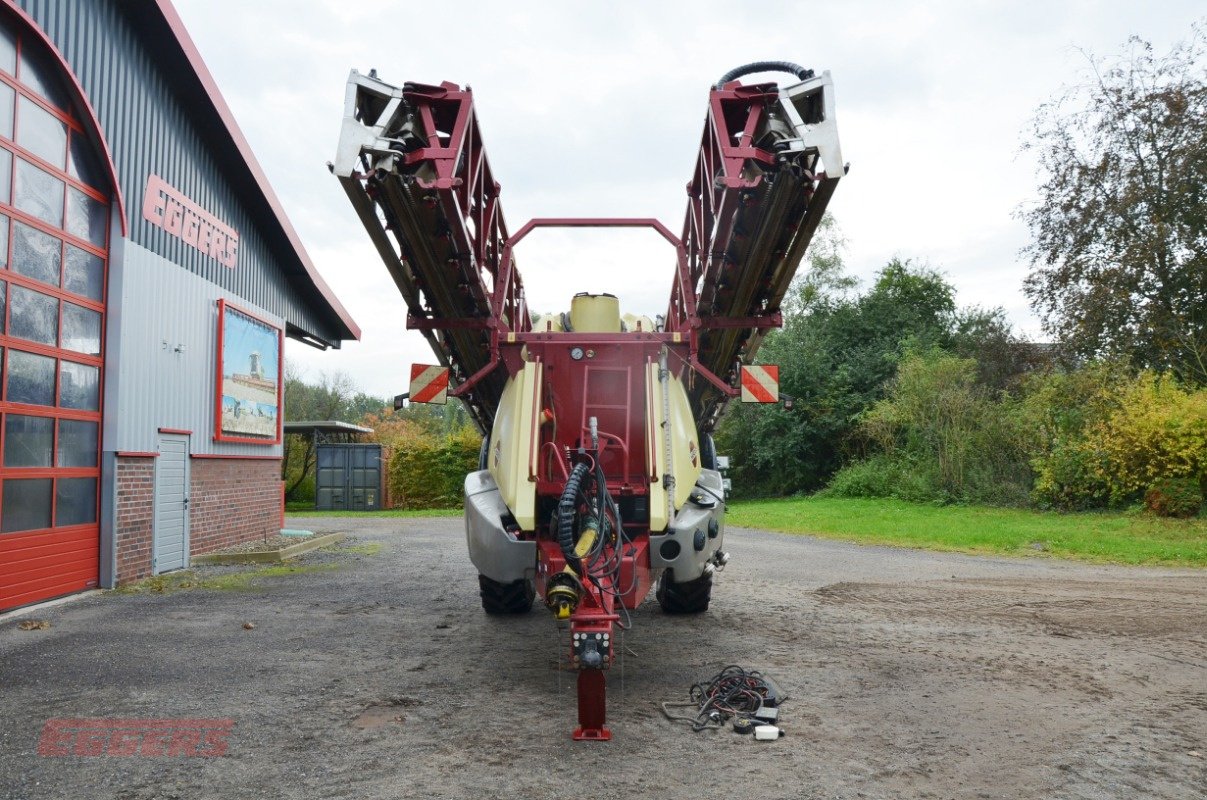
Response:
[[198, 534, 301, 555], [1, 516, 1204, 800]]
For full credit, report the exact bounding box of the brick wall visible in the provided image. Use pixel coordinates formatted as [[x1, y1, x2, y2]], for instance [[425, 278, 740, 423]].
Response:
[[115, 456, 156, 582], [189, 458, 283, 555], [114, 455, 283, 584]]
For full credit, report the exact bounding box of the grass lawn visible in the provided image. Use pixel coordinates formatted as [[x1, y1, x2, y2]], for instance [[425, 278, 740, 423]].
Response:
[[284, 505, 462, 519], [727, 496, 1207, 567]]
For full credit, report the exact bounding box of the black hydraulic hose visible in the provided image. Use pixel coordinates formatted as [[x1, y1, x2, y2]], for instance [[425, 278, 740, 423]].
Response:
[[558, 462, 591, 573], [595, 457, 611, 549], [715, 61, 813, 89]]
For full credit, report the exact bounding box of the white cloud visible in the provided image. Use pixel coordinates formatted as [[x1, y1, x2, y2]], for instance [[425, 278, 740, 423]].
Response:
[[175, 0, 1204, 398]]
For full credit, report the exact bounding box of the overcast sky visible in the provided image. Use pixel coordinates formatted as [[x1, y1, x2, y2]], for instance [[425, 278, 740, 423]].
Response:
[[173, 0, 1203, 400]]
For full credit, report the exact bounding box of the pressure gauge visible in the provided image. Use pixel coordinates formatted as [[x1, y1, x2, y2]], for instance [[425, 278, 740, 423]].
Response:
[[570, 346, 585, 360]]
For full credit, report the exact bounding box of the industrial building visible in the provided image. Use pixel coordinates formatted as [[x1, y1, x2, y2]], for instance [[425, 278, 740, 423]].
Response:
[[0, 0, 359, 612]]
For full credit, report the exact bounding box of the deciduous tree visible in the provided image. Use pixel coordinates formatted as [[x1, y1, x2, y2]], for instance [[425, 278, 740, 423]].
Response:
[[1021, 25, 1207, 383]]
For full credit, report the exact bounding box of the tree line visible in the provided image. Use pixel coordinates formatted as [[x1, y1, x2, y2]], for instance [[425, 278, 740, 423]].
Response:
[[281, 364, 476, 503], [284, 25, 1205, 516], [720, 25, 1207, 517]]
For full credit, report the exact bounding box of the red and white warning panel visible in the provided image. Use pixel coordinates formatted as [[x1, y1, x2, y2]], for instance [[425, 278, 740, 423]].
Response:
[[740, 365, 779, 403], [409, 364, 450, 404]]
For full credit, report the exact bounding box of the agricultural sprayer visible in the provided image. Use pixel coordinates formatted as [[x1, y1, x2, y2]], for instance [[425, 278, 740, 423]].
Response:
[[333, 61, 844, 739]]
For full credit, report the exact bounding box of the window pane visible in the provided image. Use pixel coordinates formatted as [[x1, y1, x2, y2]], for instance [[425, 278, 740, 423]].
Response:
[[4, 413, 53, 466], [1, 478, 52, 532], [0, 149, 10, 205], [62, 302, 100, 355], [10, 285, 58, 345], [59, 360, 99, 410], [14, 158, 64, 227], [64, 245, 103, 300], [0, 281, 4, 333], [6, 349, 54, 405], [56, 477, 97, 526], [0, 82, 13, 140], [18, 43, 69, 110], [57, 418, 97, 467], [11, 220, 60, 285], [16, 95, 66, 169], [0, 23, 15, 76], [0, 213, 8, 268], [66, 187, 106, 247], [68, 134, 107, 190]]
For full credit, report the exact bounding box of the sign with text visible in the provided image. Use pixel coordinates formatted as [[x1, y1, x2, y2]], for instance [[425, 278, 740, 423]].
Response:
[[39, 718, 233, 757], [143, 173, 240, 268]]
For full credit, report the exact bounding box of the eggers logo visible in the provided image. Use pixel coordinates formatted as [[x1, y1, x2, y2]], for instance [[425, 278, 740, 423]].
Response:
[[38, 718, 234, 757], [142, 173, 240, 268]]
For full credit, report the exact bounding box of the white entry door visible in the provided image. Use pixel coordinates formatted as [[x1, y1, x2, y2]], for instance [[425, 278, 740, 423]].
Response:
[[153, 434, 190, 574]]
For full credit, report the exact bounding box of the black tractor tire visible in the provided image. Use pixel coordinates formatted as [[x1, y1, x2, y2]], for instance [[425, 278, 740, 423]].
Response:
[[478, 575, 535, 615], [656, 569, 713, 614]]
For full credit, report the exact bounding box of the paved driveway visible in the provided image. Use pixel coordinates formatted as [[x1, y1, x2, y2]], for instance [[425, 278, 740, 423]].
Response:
[[1, 516, 1204, 799]]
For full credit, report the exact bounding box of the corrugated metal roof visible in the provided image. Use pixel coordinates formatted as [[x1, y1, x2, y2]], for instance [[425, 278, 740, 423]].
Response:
[[6, 0, 360, 346], [148, 0, 360, 342], [284, 421, 374, 435]]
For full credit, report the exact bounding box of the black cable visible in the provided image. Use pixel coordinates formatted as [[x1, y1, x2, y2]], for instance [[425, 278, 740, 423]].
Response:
[[715, 61, 814, 89], [671, 665, 780, 732]]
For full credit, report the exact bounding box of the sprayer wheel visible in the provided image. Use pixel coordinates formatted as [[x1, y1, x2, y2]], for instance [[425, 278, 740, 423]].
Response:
[[656, 569, 713, 614], [478, 575, 535, 615]]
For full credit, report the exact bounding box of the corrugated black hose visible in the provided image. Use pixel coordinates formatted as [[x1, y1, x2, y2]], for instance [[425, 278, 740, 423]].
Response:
[[715, 61, 813, 89], [557, 462, 591, 573]]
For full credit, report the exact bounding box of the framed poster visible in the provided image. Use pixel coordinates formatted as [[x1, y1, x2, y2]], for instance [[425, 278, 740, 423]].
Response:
[[214, 299, 283, 444]]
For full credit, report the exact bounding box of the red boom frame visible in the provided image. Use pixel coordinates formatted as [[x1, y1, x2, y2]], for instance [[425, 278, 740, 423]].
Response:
[[337, 69, 842, 740]]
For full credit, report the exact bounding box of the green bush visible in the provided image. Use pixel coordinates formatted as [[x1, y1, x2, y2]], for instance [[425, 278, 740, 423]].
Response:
[[1029, 370, 1207, 510], [388, 427, 481, 509], [1030, 441, 1111, 511], [825, 350, 1033, 505], [1144, 477, 1203, 518], [1089, 374, 1207, 505], [715, 252, 1020, 498], [824, 454, 957, 504], [1023, 363, 1124, 509]]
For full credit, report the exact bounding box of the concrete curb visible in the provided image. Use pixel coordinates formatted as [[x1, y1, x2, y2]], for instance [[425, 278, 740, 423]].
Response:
[[192, 532, 347, 565], [0, 590, 102, 621]]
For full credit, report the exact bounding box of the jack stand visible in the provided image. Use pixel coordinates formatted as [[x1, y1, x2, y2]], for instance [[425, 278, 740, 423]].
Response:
[[573, 668, 611, 741]]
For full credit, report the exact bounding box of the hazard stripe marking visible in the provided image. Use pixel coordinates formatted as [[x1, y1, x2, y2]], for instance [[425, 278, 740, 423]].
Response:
[[409, 364, 449, 404], [740, 365, 779, 403]]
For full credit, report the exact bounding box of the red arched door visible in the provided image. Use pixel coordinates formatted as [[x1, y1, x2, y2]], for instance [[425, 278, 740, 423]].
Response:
[[0, 13, 109, 611]]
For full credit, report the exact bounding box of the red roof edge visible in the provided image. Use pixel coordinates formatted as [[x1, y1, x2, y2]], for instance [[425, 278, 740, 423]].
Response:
[[153, 0, 361, 342]]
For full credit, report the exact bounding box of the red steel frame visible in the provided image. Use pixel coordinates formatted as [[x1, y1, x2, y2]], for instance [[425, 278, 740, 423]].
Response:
[[668, 82, 787, 343], [400, 82, 514, 322], [451, 218, 742, 405], [483, 219, 738, 740], [675, 83, 776, 325], [377, 81, 525, 429], [356, 79, 815, 739], [520, 330, 670, 740], [411, 213, 746, 739], [212, 298, 283, 445]]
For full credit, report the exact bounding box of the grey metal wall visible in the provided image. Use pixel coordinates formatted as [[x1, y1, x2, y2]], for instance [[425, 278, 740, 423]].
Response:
[[105, 240, 283, 457], [12, 0, 346, 346]]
